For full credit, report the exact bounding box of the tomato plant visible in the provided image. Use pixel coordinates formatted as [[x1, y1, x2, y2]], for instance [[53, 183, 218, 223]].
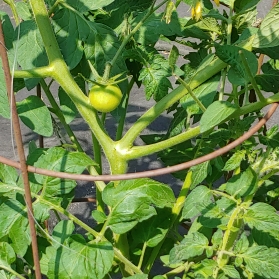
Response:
[[1, 0, 279, 278]]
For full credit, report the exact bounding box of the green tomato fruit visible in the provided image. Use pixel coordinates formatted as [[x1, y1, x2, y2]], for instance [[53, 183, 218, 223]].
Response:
[[88, 84, 123, 113]]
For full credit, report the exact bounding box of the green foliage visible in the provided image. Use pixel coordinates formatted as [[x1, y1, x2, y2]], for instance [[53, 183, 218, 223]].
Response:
[[17, 95, 53, 136], [1, 0, 279, 278]]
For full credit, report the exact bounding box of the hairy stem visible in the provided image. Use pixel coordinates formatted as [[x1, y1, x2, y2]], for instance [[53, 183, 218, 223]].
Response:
[[213, 206, 243, 278]]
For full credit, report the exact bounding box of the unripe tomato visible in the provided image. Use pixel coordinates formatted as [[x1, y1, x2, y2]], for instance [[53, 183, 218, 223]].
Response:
[[88, 84, 123, 113]]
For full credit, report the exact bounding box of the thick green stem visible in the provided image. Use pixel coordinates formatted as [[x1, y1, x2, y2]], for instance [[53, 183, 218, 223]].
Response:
[[119, 58, 226, 149], [213, 206, 243, 278], [14, 66, 54, 78], [29, 0, 115, 159], [124, 126, 200, 160]]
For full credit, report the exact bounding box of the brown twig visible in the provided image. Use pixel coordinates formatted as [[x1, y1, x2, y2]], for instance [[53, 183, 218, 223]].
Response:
[[0, 22, 42, 278], [0, 103, 277, 181]]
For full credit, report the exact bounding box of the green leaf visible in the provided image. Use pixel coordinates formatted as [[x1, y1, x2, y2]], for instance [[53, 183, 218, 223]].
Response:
[[255, 45, 279, 59], [52, 9, 126, 74], [200, 101, 238, 133], [253, 3, 279, 48], [134, 12, 182, 45], [199, 197, 236, 228], [222, 265, 240, 279], [234, 0, 261, 14], [139, 55, 172, 101], [0, 163, 19, 185], [0, 199, 30, 256], [0, 12, 15, 119], [65, 0, 115, 12], [225, 167, 257, 198], [102, 178, 175, 234], [46, 237, 114, 279], [182, 185, 213, 220], [92, 210, 107, 223], [0, 242, 16, 269], [15, 20, 48, 89], [169, 45, 179, 70], [190, 161, 212, 190], [215, 44, 258, 85], [211, 229, 223, 248], [52, 8, 86, 69], [169, 232, 209, 264], [131, 208, 172, 247], [252, 228, 279, 249], [259, 125, 279, 148], [233, 8, 257, 33], [192, 259, 217, 278], [165, 108, 187, 137], [196, 17, 221, 34], [0, 68, 9, 119], [243, 203, 279, 235], [223, 150, 246, 171], [234, 233, 249, 254], [16, 1, 33, 20], [181, 75, 220, 116], [58, 87, 78, 124], [255, 61, 279, 93], [27, 147, 96, 206], [240, 246, 279, 278], [17, 95, 53, 137], [52, 220, 75, 248]]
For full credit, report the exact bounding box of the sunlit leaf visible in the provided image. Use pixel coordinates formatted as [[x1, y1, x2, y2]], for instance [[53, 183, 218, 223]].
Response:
[[239, 246, 279, 278], [182, 185, 213, 220], [169, 232, 209, 264], [253, 3, 279, 48], [200, 101, 238, 133], [46, 237, 114, 279], [103, 179, 175, 234]]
